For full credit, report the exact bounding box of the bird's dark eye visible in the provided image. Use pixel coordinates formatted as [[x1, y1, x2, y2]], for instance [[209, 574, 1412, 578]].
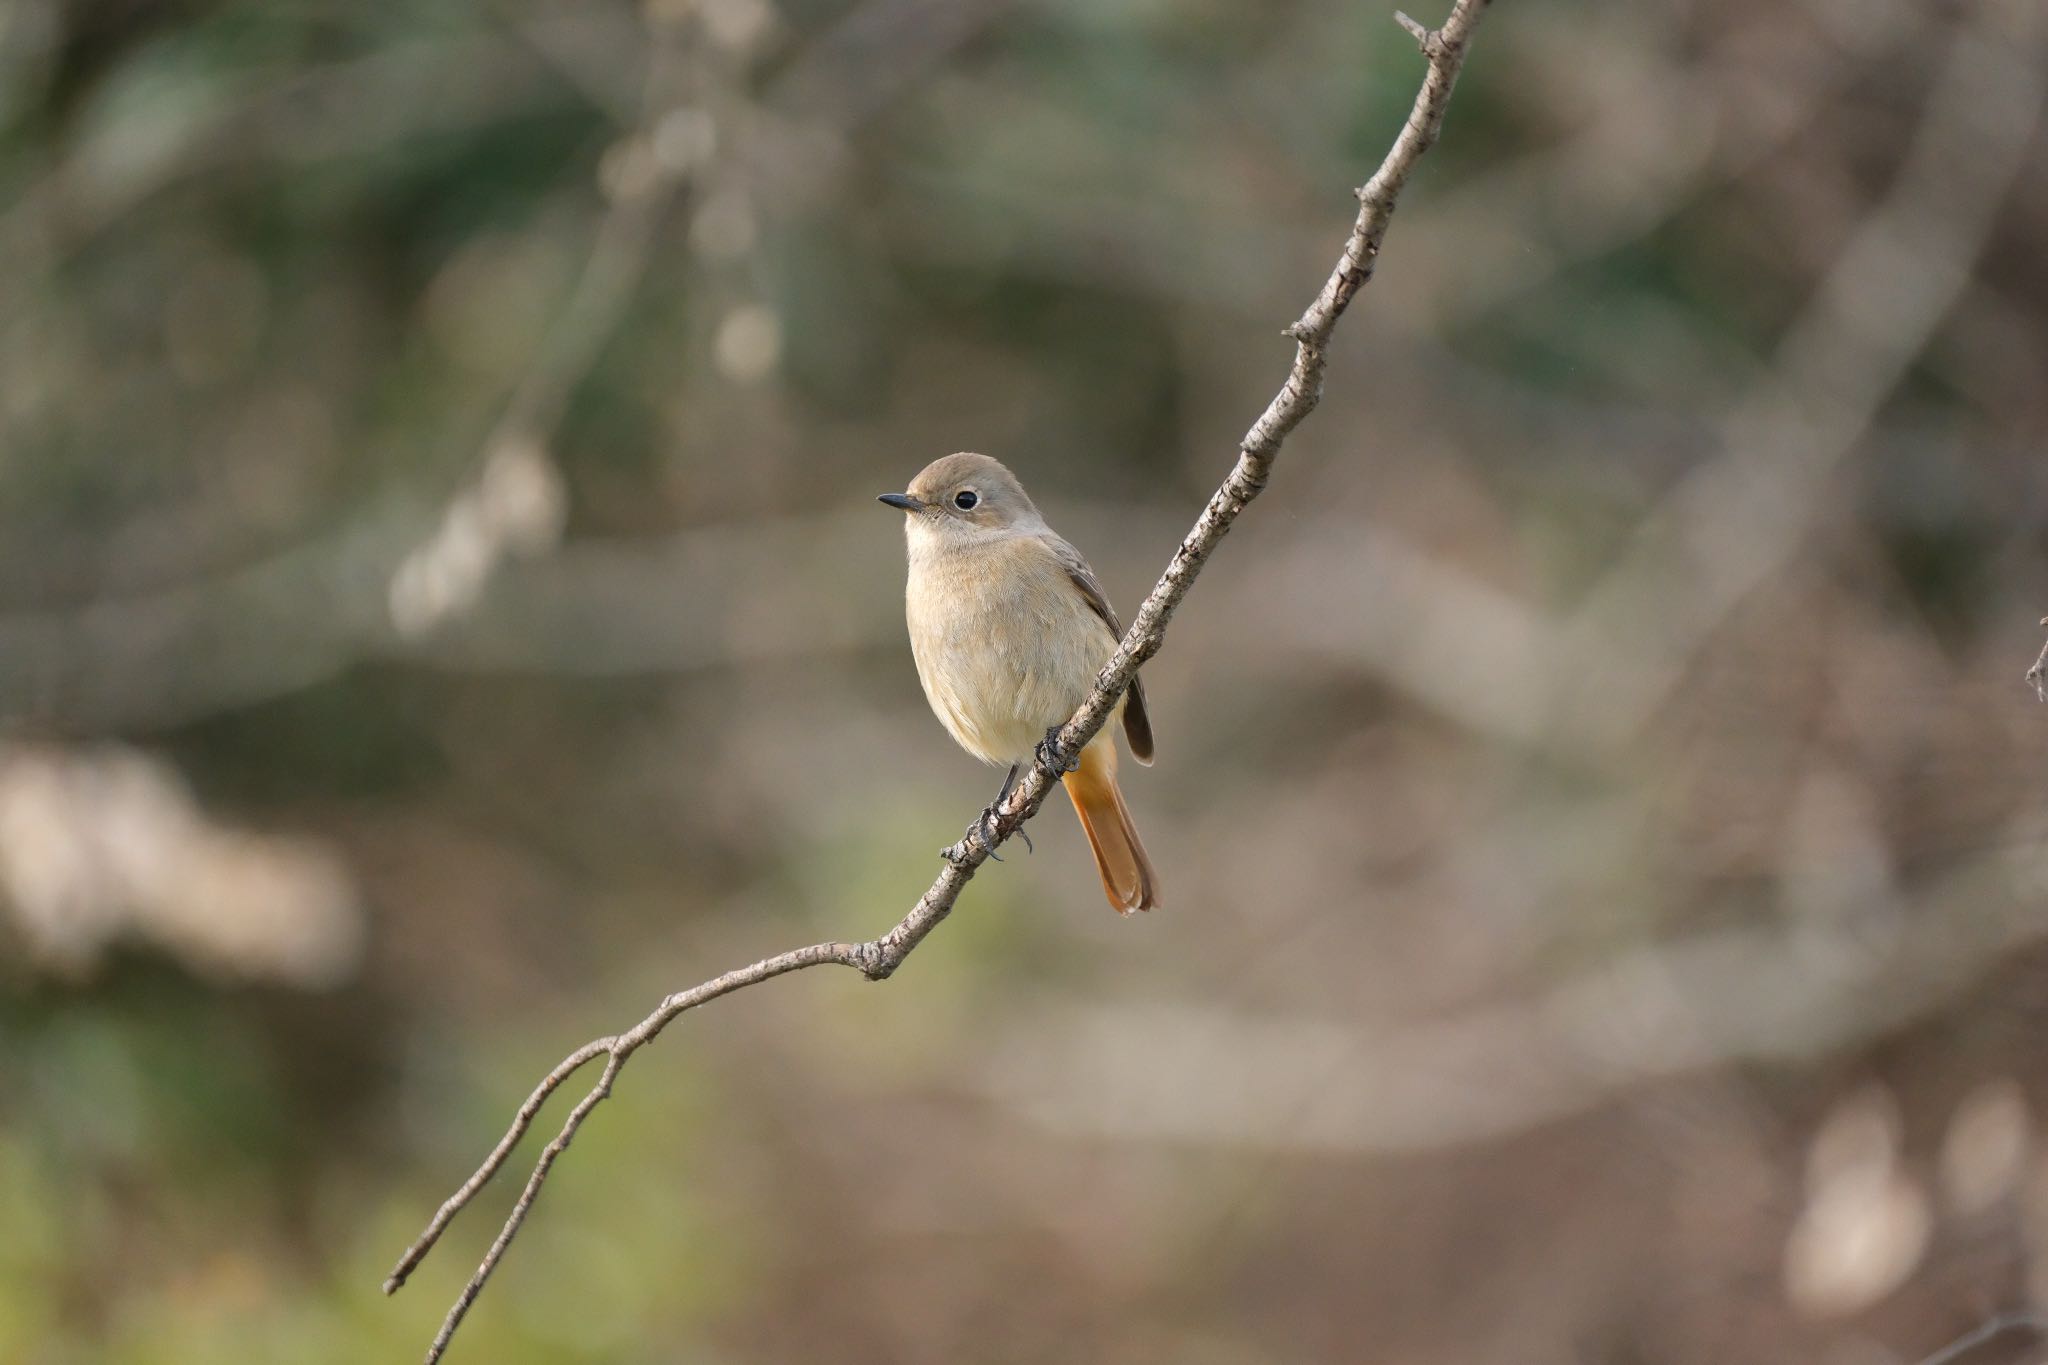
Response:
[[953, 490, 978, 510]]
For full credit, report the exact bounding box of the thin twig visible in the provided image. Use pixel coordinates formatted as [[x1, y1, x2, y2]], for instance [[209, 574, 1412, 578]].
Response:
[[384, 3, 1491, 1359], [1394, 11, 1443, 58], [2027, 616, 2048, 701], [1911, 1311, 2048, 1365]]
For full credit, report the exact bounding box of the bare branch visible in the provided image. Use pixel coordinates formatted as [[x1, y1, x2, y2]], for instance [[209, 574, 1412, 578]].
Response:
[[384, 3, 1491, 1358]]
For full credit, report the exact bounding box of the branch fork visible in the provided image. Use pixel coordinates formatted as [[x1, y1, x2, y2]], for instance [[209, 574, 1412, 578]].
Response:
[[1395, 11, 1447, 58]]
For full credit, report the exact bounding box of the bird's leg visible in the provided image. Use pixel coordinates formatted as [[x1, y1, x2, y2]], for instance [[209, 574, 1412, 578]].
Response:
[[947, 767, 1017, 864], [980, 765, 1032, 854], [964, 765, 1031, 860]]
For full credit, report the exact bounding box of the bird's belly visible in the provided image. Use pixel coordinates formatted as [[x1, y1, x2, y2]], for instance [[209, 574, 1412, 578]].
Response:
[[908, 573, 1111, 765]]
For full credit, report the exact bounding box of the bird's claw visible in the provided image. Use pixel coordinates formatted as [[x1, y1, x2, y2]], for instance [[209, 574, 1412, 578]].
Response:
[[943, 810, 1004, 864], [972, 809, 1004, 862], [947, 805, 1035, 865], [1036, 728, 1079, 775]]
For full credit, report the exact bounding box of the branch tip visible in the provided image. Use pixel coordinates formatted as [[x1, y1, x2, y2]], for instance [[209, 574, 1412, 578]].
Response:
[[1394, 11, 1443, 57]]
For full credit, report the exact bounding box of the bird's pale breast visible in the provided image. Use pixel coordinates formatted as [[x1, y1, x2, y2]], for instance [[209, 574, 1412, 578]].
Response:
[[905, 532, 1120, 765]]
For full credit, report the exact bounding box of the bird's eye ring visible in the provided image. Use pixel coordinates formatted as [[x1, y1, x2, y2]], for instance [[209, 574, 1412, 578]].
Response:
[[953, 490, 978, 510]]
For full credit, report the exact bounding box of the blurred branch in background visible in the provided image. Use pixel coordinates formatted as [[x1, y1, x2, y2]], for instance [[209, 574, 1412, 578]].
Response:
[[388, 0, 703, 637], [380, 4, 1492, 1359], [0, 742, 359, 983], [1913, 1312, 2048, 1365], [1555, 0, 2046, 750], [978, 837, 2048, 1154], [0, 0, 1019, 732]]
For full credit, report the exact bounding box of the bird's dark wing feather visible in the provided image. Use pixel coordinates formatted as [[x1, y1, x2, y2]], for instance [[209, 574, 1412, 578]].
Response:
[[1049, 535, 1154, 765]]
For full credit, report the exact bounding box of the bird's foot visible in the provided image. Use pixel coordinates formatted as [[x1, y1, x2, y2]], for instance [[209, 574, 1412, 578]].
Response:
[[967, 804, 1032, 859], [984, 807, 1032, 856], [944, 807, 1035, 865], [970, 806, 1004, 862], [1036, 727, 1079, 776], [945, 809, 1004, 864]]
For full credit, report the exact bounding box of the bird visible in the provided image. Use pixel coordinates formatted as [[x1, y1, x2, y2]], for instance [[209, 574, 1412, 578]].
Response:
[[880, 452, 1160, 913]]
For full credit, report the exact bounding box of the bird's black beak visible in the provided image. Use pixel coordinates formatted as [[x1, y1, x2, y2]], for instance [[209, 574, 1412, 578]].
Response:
[[877, 493, 923, 512]]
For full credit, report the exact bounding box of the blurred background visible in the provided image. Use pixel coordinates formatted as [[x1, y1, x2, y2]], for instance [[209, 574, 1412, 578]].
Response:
[[3, 0, 2048, 1360]]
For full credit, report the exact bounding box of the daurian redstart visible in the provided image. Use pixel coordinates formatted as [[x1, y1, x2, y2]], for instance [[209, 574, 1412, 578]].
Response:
[[882, 453, 1159, 913]]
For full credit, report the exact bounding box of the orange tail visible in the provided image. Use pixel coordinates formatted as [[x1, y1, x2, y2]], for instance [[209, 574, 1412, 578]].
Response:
[[1064, 740, 1160, 914]]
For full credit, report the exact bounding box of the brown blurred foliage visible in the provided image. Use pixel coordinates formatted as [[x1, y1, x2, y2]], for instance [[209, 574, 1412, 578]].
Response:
[[2, 0, 2048, 1362]]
